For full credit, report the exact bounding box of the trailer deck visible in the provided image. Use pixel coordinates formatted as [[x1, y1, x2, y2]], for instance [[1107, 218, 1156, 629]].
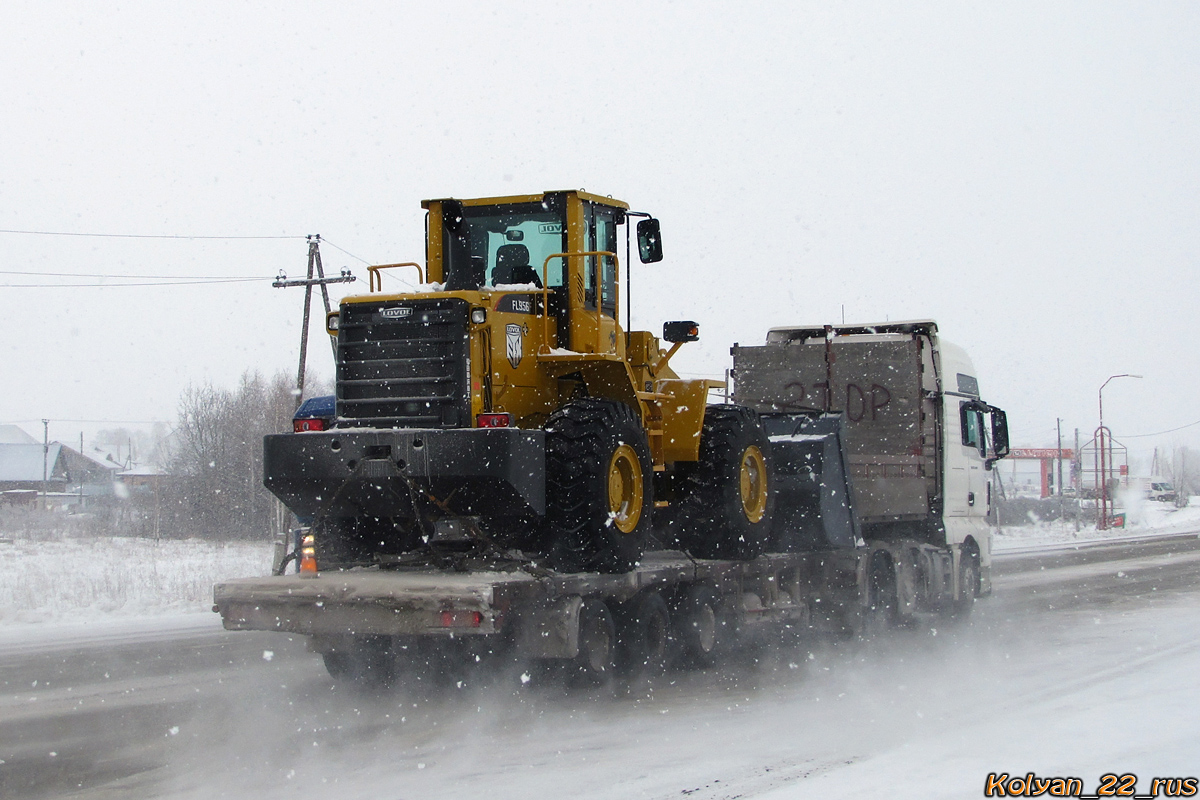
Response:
[[214, 550, 861, 642]]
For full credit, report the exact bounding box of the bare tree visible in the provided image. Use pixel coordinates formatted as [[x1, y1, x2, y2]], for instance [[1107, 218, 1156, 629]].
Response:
[[162, 371, 296, 540]]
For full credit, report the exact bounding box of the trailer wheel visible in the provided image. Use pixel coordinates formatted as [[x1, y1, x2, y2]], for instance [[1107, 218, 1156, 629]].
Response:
[[321, 636, 394, 688], [573, 599, 617, 687], [322, 651, 353, 681], [615, 591, 670, 678], [674, 585, 724, 668], [671, 405, 775, 559], [544, 399, 653, 573]]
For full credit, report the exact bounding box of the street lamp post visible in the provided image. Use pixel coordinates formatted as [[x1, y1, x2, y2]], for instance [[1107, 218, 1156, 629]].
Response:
[[1097, 373, 1142, 530]]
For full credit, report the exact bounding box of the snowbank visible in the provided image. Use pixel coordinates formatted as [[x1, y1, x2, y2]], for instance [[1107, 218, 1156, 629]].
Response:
[[0, 535, 271, 625], [5, 498, 1197, 628], [994, 497, 1200, 550]]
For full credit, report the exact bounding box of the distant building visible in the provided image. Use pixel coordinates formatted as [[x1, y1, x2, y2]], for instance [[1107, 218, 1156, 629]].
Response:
[[0, 441, 120, 509], [0, 424, 38, 445], [117, 463, 169, 493]]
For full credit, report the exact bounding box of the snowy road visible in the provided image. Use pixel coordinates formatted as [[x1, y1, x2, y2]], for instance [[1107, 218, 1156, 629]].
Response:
[[3, 532, 1200, 800]]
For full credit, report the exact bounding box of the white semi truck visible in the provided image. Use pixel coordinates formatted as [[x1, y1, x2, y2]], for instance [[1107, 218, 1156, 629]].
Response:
[[214, 320, 1008, 686]]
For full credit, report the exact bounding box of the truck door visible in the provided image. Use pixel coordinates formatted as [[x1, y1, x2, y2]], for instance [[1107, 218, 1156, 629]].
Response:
[[952, 400, 988, 519]]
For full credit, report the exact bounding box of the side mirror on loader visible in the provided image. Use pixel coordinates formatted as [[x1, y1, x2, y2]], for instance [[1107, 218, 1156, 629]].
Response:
[[637, 218, 663, 263], [663, 321, 699, 343]]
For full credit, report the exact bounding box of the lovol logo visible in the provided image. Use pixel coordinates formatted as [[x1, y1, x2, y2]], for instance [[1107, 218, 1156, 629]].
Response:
[[506, 323, 525, 368], [380, 307, 412, 319]]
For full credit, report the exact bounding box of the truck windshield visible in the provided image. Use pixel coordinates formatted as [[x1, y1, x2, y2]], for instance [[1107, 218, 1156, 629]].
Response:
[[445, 203, 568, 289]]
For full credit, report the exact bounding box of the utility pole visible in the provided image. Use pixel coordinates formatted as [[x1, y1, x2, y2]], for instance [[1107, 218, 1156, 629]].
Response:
[[41, 419, 49, 511], [1073, 428, 1081, 533], [272, 237, 357, 543], [1181, 449, 1188, 508], [273, 235, 356, 407], [1098, 373, 1142, 529], [1056, 418, 1064, 526]]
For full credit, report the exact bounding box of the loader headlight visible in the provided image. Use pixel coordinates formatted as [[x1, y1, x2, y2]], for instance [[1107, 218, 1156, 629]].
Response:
[[471, 308, 487, 325]]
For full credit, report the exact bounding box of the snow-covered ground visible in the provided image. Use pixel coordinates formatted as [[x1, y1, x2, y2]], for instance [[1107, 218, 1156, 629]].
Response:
[[153, 561, 1200, 800], [4, 522, 1200, 799], [0, 534, 271, 625], [994, 496, 1200, 551], [3, 496, 1199, 630]]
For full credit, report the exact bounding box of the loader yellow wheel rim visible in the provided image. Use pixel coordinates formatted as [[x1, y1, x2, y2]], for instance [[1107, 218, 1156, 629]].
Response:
[[739, 445, 768, 523], [607, 444, 644, 534]]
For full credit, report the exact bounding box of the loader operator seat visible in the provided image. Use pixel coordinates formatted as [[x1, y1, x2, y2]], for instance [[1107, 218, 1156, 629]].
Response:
[[492, 244, 543, 288]]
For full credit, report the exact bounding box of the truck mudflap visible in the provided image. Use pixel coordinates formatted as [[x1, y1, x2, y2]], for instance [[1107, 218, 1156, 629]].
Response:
[[263, 427, 546, 519]]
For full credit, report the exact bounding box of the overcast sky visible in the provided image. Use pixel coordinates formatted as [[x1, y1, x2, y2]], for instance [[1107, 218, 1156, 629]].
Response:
[[2, 2, 1197, 466]]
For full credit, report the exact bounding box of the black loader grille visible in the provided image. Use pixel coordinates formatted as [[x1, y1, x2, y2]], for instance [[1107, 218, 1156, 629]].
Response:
[[335, 298, 470, 429]]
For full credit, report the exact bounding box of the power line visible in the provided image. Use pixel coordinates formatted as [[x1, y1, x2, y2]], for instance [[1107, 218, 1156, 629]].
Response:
[[0, 269, 272, 279], [0, 228, 303, 240], [3, 418, 171, 424], [2, 277, 272, 288], [0, 228, 379, 275], [1120, 418, 1200, 439], [319, 239, 369, 267]]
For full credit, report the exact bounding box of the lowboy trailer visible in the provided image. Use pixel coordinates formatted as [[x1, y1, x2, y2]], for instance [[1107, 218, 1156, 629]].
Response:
[[215, 319, 1009, 686]]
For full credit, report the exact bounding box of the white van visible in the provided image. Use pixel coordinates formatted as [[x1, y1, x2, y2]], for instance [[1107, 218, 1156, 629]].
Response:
[[1145, 477, 1177, 503]]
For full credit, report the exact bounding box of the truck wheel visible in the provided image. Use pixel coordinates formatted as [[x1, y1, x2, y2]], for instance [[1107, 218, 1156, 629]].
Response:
[[573, 599, 617, 687], [615, 591, 670, 678], [860, 553, 898, 638], [672, 405, 775, 559], [674, 585, 724, 668], [544, 399, 653, 573], [948, 547, 979, 620]]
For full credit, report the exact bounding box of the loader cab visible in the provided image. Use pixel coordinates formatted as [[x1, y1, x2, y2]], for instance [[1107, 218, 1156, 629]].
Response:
[[433, 197, 568, 291], [423, 191, 656, 355]]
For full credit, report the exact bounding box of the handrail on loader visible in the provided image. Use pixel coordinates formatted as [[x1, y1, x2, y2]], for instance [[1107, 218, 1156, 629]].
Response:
[[540, 251, 619, 355], [367, 262, 425, 292]]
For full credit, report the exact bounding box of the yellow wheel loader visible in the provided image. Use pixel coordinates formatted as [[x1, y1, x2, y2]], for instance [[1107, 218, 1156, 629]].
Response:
[[264, 191, 775, 573]]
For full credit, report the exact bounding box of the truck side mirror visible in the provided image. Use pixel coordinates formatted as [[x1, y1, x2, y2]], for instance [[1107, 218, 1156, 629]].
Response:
[[988, 408, 1010, 466], [637, 218, 663, 263], [663, 320, 699, 343]]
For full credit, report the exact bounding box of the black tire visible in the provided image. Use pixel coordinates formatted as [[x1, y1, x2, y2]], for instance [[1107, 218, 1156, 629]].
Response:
[[947, 545, 979, 620], [322, 650, 353, 681], [670, 405, 775, 559], [614, 591, 670, 678], [544, 398, 653, 573], [573, 599, 617, 687], [673, 585, 724, 669], [321, 636, 394, 687], [860, 552, 898, 638]]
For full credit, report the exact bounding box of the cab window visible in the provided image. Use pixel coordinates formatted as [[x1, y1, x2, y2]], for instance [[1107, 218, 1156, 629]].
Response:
[[584, 204, 618, 317], [960, 401, 984, 455], [443, 202, 567, 289]]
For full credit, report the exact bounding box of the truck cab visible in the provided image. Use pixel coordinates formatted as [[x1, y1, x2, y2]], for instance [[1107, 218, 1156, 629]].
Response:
[[731, 320, 1009, 604]]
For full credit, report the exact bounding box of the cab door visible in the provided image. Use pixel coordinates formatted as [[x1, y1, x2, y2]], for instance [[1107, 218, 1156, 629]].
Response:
[[571, 201, 623, 356], [958, 401, 988, 519]]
